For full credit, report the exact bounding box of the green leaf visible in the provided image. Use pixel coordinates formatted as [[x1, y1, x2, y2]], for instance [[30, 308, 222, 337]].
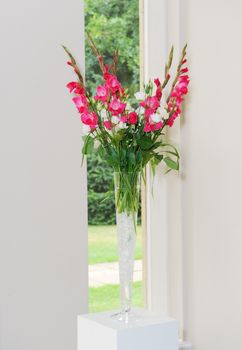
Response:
[[153, 153, 163, 165], [137, 137, 153, 150], [129, 152, 136, 165], [163, 157, 179, 170], [150, 141, 162, 151], [82, 136, 94, 155]]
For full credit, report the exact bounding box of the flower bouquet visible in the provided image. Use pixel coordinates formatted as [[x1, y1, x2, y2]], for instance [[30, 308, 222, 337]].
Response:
[[63, 33, 189, 322]]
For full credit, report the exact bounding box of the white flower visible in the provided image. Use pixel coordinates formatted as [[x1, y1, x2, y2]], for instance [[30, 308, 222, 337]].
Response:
[[150, 113, 162, 123], [115, 122, 128, 131], [100, 109, 108, 120], [136, 106, 145, 115], [111, 116, 119, 124], [126, 102, 133, 111], [158, 107, 169, 120], [82, 124, 91, 135], [134, 91, 145, 100]]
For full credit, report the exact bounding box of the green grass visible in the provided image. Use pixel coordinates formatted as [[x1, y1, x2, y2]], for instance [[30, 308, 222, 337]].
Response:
[[89, 281, 143, 313], [88, 225, 142, 265]]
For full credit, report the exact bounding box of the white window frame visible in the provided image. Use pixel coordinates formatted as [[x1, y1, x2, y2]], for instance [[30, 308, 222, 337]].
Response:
[[140, 0, 188, 345]]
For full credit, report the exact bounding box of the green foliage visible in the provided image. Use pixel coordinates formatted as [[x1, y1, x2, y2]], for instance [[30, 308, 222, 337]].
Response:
[[85, 0, 140, 223], [85, 0, 139, 95], [87, 152, 115, 224]]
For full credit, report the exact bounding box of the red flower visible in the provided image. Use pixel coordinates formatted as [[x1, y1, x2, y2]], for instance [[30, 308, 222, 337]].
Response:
[[128, 112, 138, 124], [120, 115, 128, 123], [167, 72, 189, 127], [67, 82, 78, 93], [144, 108, 155, 117], [154, 77, 162, 100], [167, 115, 176, 127], [72, 95, 88, 113], [144, 118, 163, 133], [104, 120, 113, 130], [144, 122, 154, 132], [94, 85, 109, 103], [140, 96, 160, 110], [156, 88, 162, 101], [81, 112, 98, 129], [154, 78, 161, 87], [154, 121, 163, 130], [67, 82, 84, 95], [108, 98, 126, 116], [106, 75, 121, 94]]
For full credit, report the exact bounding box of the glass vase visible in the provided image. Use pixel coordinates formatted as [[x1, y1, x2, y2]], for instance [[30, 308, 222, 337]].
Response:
[[112, 172, 141, 323]]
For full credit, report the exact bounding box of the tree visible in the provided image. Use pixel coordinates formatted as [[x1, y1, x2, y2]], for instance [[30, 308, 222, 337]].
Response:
[[85, 0, 139, 224], [85, 0, 139, 95]]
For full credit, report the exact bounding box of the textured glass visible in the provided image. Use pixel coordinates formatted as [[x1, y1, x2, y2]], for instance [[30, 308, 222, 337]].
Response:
[[112, 172, 140, 323]]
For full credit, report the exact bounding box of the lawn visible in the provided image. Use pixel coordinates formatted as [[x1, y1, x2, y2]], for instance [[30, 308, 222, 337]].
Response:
[[89, 281, 143, 313], [88, 225, 142, 265]]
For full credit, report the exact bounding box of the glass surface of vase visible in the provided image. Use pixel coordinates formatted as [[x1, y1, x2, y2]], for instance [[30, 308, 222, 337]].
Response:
[[112, 171, 141, 323]]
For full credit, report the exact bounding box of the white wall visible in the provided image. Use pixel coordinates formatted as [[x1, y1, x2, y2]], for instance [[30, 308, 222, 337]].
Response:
[[143, 0, 242, 348], [0, 1, 88, 349], [181, 0, 242, 349]]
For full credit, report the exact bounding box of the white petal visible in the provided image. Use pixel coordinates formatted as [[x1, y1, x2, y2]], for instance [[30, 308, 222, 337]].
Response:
[[115, 122, 128, 131], [111, 116, 119, 124], [134, 91, 145, 100], [136, 106, 145, 115], [100, 109, 108, 120], [157, 107, 169, 120], [126, 102, 133, 111], [162, 111, 170, 120], [150, 113, 161, 123]]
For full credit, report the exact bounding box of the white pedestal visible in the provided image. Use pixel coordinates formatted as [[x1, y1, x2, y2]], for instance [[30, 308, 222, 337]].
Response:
[[78, 308, 178, 350]]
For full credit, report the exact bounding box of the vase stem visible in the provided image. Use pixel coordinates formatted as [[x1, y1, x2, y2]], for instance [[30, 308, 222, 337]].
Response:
[[116, 210, 136, 318], [113, 172, 140, 322]]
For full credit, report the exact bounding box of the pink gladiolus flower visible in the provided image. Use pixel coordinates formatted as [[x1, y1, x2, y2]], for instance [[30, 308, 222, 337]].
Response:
[[67, 82, 84, 95], [67, 82, 79, 93], [156, 88, 162, 101], [154, 121, 163, 130], [154, 77, 162, 100], [144, 122, 155, 132], [140, 96, 160, 110], [104, 120, 113, 130], [128, 112, 138, 124], [106, 75, 121, 94], [103, 65, 110, 81], [94, 85, 109, 103], [167, 115, 176, 127], [81, 112, 98, 129], [72, 95, 88, 113], [168, 73, 189, 129], [108, 98, 126, 116], [144, 109, 164, 132], [120, 115, 128, 123], [154, 78, 161, 87], [144, 108, 155, 117]]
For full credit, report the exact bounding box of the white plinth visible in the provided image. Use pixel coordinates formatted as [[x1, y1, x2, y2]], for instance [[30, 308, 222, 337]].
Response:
[[78, 308, 178, 350]]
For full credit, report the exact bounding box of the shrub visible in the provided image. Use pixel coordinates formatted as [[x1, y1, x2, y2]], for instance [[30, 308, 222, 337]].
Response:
[[87, 153, 115, 224]]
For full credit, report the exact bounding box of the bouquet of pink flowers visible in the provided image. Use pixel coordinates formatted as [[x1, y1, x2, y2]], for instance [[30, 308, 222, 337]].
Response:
[[63, 34, 189, 213]]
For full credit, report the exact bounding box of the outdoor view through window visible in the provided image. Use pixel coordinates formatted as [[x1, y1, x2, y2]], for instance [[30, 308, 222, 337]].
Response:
[[84, 0, 143, 312]]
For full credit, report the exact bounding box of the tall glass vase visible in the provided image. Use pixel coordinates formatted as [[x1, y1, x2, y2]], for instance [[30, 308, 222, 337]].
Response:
[[112, 172, 140, 323]]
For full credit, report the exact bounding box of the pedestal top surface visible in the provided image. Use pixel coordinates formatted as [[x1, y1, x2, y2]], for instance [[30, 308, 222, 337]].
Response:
[[78, 308, 176, 331]]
